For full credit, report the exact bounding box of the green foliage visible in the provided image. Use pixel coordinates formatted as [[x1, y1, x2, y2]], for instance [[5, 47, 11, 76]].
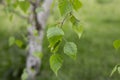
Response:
[[9, 36, 26, 49], [73, 25, 83, 38], [118, 67, 120, 74], [21, 69, 28, 80], [50, 54, 63, 75], [70, 14, 83, 38], [112, 40, 120, 76], [70, 0, 82, 11], [6, 0, 11, 4], [58, 0, 72, 16], [58, 0, 82, 16], [33, 30, 39, 36], [110, 65, 120, 77], [5, 0, 83, 77], [110, 65, 118, 77], [9, 36, 15, 46], [64, 42, 77, 60], [33, 52, 43, 59], [47, 0, 83, 75], [113, 40, 120, 50], [70, 14, 79, 25], [1, 0, 120, 80], [15, 39, 24, 48], [18, 0, 30, 13], [47, 27, 64, 52]]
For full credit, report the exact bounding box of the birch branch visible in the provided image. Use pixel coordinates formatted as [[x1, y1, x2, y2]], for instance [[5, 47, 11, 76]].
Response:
[[26, 0, 53, 80]]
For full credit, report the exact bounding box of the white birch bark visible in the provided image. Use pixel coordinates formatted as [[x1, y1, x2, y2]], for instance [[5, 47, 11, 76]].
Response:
[[26, 0, 53, 80]]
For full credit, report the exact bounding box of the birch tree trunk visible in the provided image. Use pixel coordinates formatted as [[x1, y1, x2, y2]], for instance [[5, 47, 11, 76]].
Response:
[[26, 0, 53, 80]]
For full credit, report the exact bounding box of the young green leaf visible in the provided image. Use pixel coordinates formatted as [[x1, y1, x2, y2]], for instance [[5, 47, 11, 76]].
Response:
[[13, 1, 19, 8], [15, 40, 24, 48], [73, 25, 83, 39], [33, 52, 43, 59], [33, 30, 39, 36], [70, 14, 83, 38], [21, 69, 28, 80], [50, 54, 63, 75], [50, 40, 61, 53], [47, 27, 64, 52], [64, 42, 77, 60], [18, 1, 30, 13], [110, 65, 118, 77], [9, 36, 15, 46], [118, 67, 120, 74], [70, 14, 79, 25], [58, 0, 72, 16], [113, 40, 120, 49], [70, 0, 82, 11]]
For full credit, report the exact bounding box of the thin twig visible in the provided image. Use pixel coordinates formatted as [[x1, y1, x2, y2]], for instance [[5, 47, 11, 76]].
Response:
[[60, 12, 71, 28]]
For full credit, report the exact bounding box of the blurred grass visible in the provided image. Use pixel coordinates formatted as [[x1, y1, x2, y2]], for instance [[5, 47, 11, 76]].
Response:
[[1, 0, 120, 80]]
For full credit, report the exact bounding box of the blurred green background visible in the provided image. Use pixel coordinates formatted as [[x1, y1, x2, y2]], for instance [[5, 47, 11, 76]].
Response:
[[0, 0, 120, 80]]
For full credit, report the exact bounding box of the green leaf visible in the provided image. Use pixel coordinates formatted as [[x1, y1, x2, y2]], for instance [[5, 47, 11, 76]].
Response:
[[110, 65, 118, 77], [47, 27, 64, 52], [33, 52, 43, 59], [33, 30, 39, 36], [58, 0, 72, 16], [13, 1, 19, 8], [70, 14, 79, 25], [21, 69, 28, 80], [15, 40, 24, 48], [50, 40, 61, 53], [70, 0, 82, 11], [9, 36, 15, 46], [73, 25, 83, 39], [64, 42, 77, 60], [19, 1, 30, 13], [50, 54, 63, 75], [6, 0, 11, 4], [113, 40, 120, 49], [70, 14, 83, 38], [118, 67, 120, 74]]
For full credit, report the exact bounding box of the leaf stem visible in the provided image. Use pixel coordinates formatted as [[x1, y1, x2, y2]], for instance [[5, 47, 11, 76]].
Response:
[[60, 11, 72, 28]]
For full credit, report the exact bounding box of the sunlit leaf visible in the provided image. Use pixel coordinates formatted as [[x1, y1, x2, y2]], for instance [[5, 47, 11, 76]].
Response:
[[58, 0, 72, 16], [118, 67, 120, 74], [110, 65, 118, 77], [33, 30, 39, 36], [73, 25, 83, 39], [50, 54, 63, 75], [21, 69, 28, 80], [64, 42, 77, 60], [33, 52, 43, 59], [70, 0, 82, 11], [15, 39, 24, 48], [47, 27, 64, 52], [9, 36, 15, 46], [19, 1, 30, 13], [70, 14, 83, 38], [113, 40, 120, 49]]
